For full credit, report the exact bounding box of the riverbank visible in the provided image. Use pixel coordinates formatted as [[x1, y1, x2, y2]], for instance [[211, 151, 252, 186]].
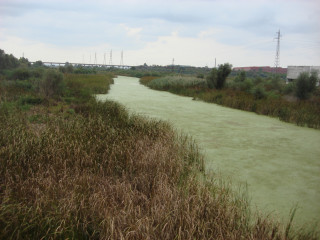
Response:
[[1, 72, 319, 239], [140, 76, 320, 129]]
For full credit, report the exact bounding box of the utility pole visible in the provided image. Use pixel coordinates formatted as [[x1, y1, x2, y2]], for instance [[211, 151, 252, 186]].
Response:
[[274, 30, 281, 74]]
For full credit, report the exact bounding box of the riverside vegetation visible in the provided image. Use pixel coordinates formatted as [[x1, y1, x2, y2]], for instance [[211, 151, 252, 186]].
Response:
[[0, 50, 319, 239], [140, 65, 320, 129]]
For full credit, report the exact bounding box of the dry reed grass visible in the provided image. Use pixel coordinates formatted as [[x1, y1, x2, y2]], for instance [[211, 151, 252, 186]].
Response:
[[1, 100, 318, 239]]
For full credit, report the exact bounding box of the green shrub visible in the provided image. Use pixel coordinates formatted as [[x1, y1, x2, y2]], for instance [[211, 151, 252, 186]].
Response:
[[283, 82, 295, 94], [295, 72, 317, 100], [12, 68, 31, 80], [234, 70, 246, 82], [251, 86, 266, 100], [19, 96, 43, 105], [240, 79, 253, 92], [39, 70, 65, 98]]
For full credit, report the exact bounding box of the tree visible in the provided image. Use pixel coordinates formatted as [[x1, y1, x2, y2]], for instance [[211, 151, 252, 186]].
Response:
[[0, 49, 19, 69], [295, 72, 318, 100], [33, 60, 44, 67], [207, 63, 232, 89], [19, 57, 31, 68], [65, 62, 74, 73]]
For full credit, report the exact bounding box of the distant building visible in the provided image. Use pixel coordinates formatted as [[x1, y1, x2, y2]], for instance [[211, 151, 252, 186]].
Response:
[[286, 66, 320, 85], [233, 66, 287, 74]]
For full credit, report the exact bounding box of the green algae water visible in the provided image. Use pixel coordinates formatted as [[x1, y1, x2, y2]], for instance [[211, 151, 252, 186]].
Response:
[[97, 76, 320, 228]]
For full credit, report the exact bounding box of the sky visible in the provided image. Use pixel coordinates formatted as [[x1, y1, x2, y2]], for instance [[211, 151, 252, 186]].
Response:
[[0, 0, 319, 68]]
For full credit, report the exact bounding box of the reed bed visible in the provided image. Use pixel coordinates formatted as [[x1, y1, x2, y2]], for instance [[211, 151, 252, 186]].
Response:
[[146, 75, 206, 90], [143, 76, 320, 129], [199, 89, 320, 129]]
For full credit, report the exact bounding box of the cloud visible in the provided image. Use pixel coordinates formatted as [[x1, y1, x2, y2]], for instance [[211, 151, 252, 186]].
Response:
[[0, 0, 319, 67]]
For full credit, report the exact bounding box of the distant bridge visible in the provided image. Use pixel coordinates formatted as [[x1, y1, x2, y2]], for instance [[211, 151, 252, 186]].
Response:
[[31, 61, 133, 69]]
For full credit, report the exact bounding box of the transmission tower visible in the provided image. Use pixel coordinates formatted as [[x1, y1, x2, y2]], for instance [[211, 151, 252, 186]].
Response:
[[120, 50, 124, 66], [109, 50, 112, 65], [274, 30, 281, 74]]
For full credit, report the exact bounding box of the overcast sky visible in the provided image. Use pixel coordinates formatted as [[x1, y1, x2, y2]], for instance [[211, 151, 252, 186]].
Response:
[[0, 0, 319, 67]]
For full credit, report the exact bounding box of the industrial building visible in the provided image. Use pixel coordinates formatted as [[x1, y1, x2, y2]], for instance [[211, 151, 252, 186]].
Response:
[[233, 66, 287, 74], [286, 66, 320, 86]]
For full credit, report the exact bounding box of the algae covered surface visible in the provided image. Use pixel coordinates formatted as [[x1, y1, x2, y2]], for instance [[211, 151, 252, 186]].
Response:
[[97, 76, 320, 228]]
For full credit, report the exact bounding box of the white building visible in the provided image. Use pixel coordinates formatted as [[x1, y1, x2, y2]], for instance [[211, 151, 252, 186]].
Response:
[[287, 66, 320, 86]]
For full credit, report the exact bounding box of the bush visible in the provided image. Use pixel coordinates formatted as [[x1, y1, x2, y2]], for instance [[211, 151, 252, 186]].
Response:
[[31, 68, 45, 78], [252, 86, 266, 100], [295, 72, 318, 100], [234, 70, 246, 82], [283, 82, 295, 94], [39, 70, 65, 98], [240, 79, 253, 92], [12, 68, 31, 80]]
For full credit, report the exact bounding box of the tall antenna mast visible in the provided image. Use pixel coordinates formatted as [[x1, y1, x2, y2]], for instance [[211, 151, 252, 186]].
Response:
[[274, 30, 281, 74], [120, 50, 124, 66], [109, 50, 113, 65]]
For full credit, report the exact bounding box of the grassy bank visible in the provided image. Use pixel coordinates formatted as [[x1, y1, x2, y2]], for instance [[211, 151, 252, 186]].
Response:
[[1, 69, 319, 239], [141, 75, 320, 129]]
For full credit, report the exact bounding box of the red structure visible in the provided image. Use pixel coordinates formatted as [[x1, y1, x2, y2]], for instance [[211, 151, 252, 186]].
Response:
[[233, 66, 287, 74]]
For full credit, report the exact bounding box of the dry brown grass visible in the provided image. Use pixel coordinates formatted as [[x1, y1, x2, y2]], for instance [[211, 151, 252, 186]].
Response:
[[1, 99, 318, 239]]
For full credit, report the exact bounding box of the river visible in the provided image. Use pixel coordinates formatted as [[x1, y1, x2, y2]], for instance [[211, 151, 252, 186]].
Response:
[[96, 76, 320, 228]]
